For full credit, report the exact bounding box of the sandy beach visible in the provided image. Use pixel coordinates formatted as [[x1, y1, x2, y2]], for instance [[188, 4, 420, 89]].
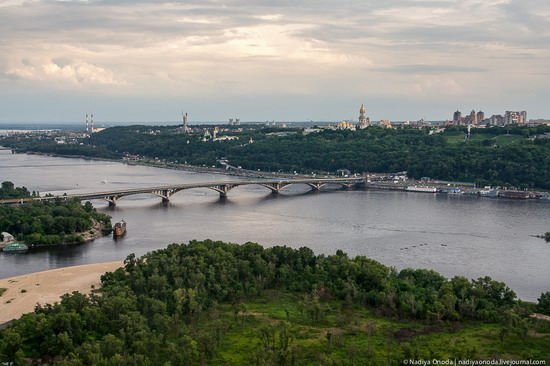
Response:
[[0, 261, 123, 325]]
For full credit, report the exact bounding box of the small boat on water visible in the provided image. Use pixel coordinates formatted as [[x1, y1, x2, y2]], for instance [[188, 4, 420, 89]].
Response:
[[2, 242, 29, 253], [113, 220, 127, 237]]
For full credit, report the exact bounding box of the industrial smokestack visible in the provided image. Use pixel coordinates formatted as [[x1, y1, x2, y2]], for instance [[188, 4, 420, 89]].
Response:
[[91, 114, 94, 132], [86, 114, 89, 132]]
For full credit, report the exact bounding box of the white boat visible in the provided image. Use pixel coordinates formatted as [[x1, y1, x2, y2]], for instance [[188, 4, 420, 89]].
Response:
[[479, 186, 499, 197], [406, 186, 437, 193]]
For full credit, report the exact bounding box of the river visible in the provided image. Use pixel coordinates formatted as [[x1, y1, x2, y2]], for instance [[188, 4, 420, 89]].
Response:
[[1, 150, 549, 301]]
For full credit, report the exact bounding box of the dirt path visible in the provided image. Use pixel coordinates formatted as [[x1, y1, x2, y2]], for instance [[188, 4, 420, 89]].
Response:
[[530, 313, 550, 321], [80, 219, 104, 242]]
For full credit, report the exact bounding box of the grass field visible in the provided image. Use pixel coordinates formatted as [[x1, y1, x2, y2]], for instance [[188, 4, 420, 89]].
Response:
[[493, 134, 526, 146], [445, 133, 526, 146], [192, 291, 550, 365]]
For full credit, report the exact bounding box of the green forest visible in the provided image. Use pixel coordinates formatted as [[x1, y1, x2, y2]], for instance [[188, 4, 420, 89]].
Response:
[[0, 196, 112, 246], [3, 124, 550, 190], [0, 181, 33, 199], [1, 240, 549, 365]]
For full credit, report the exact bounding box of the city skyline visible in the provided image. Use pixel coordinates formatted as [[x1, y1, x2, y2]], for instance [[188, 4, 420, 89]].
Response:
[[1, 0, 550, 123]]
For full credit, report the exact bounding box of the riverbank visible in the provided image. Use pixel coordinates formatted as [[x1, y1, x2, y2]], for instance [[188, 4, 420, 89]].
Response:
[[80, 219, 107, 243], [0, 261, 123, 324], [13, 150, 550, 199]]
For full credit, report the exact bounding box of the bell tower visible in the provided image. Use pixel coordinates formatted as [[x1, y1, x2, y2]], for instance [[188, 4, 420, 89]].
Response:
[[359, 103, 369, 128]]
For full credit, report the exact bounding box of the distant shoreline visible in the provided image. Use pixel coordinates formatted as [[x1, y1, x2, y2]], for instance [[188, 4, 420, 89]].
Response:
[[16, 149, 309, 179], [8, 149, 550, 198]]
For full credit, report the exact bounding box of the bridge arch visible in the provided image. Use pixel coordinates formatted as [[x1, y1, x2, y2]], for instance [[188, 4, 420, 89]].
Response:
[[4, 177, 366, 206]]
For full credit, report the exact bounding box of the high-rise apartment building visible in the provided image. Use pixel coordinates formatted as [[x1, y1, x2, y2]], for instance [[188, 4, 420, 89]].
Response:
[[453, 110, 462, 124], [489, 115, 504, 126], [504, 111, 527, 125], [477, 111, 485, 124], [469, 110, 477, 125], [451, 109, 527, 127]]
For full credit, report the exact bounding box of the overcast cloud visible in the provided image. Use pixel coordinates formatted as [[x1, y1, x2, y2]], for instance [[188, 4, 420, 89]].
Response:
[[1, 0, 549, 123]]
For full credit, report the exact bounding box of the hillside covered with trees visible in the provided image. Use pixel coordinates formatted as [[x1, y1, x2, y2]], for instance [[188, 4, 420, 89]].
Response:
[[1, 240, 549, 364], [3, 124, 550, 189]]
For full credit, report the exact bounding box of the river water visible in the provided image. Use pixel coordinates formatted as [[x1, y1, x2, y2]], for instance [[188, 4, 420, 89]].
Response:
[[1, 150, 549, 301]]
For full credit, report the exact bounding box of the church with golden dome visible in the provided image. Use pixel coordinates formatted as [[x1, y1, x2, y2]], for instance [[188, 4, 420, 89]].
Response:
[[358, 103, 370, 129]]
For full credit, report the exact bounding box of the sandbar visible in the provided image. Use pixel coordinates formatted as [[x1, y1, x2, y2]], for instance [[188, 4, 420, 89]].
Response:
[[0, 261, 123, 325]]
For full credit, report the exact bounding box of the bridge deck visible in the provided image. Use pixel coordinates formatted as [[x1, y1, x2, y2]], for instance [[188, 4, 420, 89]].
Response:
[[0, 177, 366, 204]]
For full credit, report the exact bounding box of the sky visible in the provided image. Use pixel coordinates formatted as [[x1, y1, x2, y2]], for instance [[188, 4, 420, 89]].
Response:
[[1, 0, 550, 123]]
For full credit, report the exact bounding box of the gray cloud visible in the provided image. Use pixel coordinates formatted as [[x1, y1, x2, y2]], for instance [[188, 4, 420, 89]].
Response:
[[0, 0, 549, 121], [373, 65, 486, 74]]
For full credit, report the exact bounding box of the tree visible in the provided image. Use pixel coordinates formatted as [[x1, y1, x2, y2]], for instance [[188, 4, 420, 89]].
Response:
[[537, 291, 550, 315], [0, 181, 30, 199], [514, 317, 530, 346], [100, 334, 124, 358], [300, 289, 325, 323], [254, 322, 296, 366], [0, 328, 23, 364]]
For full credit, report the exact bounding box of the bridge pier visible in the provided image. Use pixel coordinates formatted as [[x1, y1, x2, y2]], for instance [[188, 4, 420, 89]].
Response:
[[161, 189, 171, 203], [107, 195, 119, 206], [212, 184, 236, 198]]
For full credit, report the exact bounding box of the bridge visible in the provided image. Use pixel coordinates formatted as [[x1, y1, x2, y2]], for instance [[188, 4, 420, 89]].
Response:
[[1, 177, 366, 206]]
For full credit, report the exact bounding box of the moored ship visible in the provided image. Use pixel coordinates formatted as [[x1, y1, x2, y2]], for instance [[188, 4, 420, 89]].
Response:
[[498, 190, 530, 199], [479, 186, 499, 197], [439, 187, 462, 194], [113, 220, 127, 237], [406, 185, 437, 193], [2, 242, 29, 253]]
